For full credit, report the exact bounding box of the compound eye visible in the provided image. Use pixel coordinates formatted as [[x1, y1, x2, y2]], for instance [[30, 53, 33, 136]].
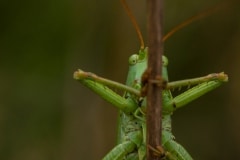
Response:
[[129, 54, 139, 65], [162, 55, 168, 66]]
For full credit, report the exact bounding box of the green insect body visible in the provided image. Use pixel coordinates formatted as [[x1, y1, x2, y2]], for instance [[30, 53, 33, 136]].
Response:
[[74, 47, 228, 160]]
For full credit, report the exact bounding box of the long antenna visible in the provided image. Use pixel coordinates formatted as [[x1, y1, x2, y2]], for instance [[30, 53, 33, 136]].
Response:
[[121, 0, 229, 48], [120, 0, 145, 50], [163, 2, 228, 42]]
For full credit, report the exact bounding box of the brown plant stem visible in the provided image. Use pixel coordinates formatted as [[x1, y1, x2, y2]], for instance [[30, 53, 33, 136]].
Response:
[[146, 0, 164, 159]]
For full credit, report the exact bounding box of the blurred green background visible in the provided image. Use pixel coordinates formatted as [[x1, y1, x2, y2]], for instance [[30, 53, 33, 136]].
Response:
[[1, 0, 240, 159]]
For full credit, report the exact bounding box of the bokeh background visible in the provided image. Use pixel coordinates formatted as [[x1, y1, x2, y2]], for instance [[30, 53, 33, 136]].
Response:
[[1, 0, 240, 159]]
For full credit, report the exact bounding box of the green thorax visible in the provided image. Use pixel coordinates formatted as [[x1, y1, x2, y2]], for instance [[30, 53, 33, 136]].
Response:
[[124, 47, 174, 115]]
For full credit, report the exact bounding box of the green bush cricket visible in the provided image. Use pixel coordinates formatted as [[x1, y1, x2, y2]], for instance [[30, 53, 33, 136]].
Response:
[[74, 0, 228, 159]]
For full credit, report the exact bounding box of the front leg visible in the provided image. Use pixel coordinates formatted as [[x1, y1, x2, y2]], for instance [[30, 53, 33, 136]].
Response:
[[74, 69, 138, 113], [165, 73, 228, 110], [102, 141, 136, 160], [163, 139, 193, 160], [162, 131, 193, 160]]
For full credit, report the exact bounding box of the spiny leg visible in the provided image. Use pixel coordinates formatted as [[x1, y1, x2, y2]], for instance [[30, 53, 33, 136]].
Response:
[[102, 141, 136, 160], [74, 69, 140, 96], [166, 72, 228, 90], [74, 70, 138, 113], [155, 130, 193, 160], [163, 139, 193, 160], [165, 73, 228, 110]]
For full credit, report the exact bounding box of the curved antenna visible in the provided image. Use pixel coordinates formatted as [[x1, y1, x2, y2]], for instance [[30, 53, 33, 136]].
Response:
[[121, 0, 145, 50], [163, 2, 227, 42]]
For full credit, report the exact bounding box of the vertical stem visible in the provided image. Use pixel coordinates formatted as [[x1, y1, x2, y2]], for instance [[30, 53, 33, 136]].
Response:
[[146, 0, 164, 159]]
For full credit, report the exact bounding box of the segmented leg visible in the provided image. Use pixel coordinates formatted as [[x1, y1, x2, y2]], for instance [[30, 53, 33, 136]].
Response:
[[102, 141, 136, 160], [166, 79, 227, 111], [163, 138, 193, 160]]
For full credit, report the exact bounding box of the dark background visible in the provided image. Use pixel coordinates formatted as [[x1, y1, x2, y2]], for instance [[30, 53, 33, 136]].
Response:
[[1, 0, 239, 159]]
